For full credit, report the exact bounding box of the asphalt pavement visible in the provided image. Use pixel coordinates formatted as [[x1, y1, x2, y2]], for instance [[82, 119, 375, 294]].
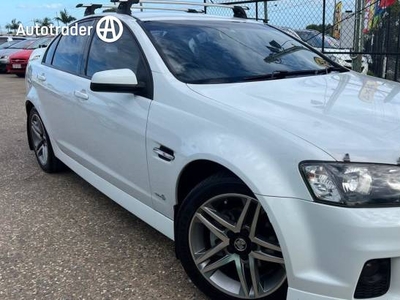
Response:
[[0, 74, 206, 300]]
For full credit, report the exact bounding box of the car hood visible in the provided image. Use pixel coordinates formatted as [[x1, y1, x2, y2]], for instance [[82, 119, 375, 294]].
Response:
[[10, 49, 33, 60], [188, 72, 400, 164]]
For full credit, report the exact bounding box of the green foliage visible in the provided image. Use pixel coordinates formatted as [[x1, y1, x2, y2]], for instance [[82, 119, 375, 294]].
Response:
[[35, 17, 54, 28], [5, 19, 21, 34], [55, 9, 76, 25]]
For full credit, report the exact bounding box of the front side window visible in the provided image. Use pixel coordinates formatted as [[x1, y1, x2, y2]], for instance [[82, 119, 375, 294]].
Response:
[[52, 21, 92, 75], [143, 21, 338, 84], [85, 24, 152, 98], [86, 26, 143, 78]]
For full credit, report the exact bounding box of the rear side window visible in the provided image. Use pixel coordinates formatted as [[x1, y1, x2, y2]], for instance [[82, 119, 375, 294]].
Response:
[[52, 21, 93, 75], [43, 36, 60, 65]]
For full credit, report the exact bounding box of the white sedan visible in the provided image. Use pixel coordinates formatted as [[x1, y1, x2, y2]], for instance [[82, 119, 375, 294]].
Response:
[[25, 6, 400, 300]]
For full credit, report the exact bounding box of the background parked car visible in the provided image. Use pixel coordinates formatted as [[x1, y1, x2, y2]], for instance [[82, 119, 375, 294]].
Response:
[[7, 37, 53, 77], [295, 29, 369, 74], [0, 36, 26, 45], [0, 39, 36, 73], [0, 40, 22, 50]]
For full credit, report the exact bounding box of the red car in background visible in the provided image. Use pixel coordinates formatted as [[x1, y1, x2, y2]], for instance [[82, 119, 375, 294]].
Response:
[[7, 37, 53, 77]]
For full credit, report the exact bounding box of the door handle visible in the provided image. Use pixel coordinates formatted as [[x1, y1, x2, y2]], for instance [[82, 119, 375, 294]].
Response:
[[153, 147, 175, 162], [37, 74, 46, 82], [74, 90, 89, 101]]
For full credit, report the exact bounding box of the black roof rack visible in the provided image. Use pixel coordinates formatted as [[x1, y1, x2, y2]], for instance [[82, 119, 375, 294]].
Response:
[[110, 0, 248, 18], [110, 0, 138, 15], [76, 3, 105, 16]]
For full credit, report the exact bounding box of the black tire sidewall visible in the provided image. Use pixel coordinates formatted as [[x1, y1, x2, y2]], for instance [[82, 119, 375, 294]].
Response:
[[28, 108, 57, 173], [176, 175, 288, 300]]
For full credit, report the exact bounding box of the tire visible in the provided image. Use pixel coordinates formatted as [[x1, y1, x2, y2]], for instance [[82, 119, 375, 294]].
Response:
[[16, 73, 25, 78], [176, 173, 288, 300], [28, 108, 65, 173]]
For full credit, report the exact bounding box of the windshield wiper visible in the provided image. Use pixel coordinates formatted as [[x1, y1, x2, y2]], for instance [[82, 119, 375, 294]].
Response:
[[242, 66, 347, 82]]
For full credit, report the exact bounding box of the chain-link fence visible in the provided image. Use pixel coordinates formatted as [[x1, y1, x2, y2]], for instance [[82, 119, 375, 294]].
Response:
[[205, 0, 400, 82]]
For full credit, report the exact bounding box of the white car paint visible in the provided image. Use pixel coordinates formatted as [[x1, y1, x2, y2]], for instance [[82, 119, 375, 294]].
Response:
[[26, 12, 400, 300]]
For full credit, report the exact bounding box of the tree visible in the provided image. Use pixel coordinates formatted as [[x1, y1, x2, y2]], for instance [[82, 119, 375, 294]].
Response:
[[5, 19, 21, 35], [34, 17, 54, 36], [35, 17, 54, 28], [55, 9, 76, 25]]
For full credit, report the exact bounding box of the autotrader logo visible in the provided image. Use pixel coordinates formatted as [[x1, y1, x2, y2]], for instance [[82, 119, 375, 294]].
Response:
[[96, 16, 124, 43]]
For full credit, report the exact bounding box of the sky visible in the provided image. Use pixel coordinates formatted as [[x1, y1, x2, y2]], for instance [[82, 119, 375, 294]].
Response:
[[0, 0, 358, 33], [0, 0, 101, 32]]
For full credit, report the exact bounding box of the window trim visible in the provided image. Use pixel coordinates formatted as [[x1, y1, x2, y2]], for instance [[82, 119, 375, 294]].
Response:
[[42, 35, 61, 66]]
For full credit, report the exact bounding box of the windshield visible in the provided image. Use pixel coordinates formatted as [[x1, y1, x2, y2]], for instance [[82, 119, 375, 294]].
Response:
[[27, 37, 52, 49], [10, 39, 36, 49], [0, 40, 19, 49], [143, 21, 334, 84], [296, 31, 339, 49]]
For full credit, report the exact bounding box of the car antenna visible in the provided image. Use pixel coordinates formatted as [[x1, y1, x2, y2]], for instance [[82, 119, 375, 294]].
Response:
[[76, 4, 104, 16], [343, 153, 351, 162]]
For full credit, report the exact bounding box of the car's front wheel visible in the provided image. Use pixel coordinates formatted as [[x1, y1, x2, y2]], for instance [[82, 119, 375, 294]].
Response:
[[176, 173, 287, 300]]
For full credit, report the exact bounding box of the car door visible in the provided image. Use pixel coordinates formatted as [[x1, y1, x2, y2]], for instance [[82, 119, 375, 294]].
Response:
[[36, 20, 94, 156], [66, 21, 154, 207]]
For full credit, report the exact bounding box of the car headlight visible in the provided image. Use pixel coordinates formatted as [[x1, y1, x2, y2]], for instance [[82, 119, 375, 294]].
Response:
[[3, 56, 10, 63], [300, 162, 400, 207], [29, 54, 41, 61]]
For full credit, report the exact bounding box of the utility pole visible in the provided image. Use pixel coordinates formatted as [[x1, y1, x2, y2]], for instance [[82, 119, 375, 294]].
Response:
[[353, 0, 364, 72]]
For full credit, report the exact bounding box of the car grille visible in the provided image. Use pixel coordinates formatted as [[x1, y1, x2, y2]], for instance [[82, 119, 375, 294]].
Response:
[[10, 59, 27, 64]]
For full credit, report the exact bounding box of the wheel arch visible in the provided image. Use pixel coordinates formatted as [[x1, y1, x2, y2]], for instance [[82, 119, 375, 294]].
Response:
[[26, 100, 35, 150], [173, 159, 259, 254], [175, 159, 251, 210]]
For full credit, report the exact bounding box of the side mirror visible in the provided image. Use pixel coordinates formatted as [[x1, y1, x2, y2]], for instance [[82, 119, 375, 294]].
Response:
[[90, 69, 144, 93]]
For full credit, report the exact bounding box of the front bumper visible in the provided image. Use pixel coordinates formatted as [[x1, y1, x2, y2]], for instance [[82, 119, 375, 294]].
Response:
[[258, 195, 400, 300], [0, 61, 7, 73], [7, 63, 27, 74]]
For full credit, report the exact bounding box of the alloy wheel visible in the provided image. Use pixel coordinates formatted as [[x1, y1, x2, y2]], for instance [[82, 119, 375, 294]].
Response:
[[189, 194, 286, 299], [30, 113, 49, 166]]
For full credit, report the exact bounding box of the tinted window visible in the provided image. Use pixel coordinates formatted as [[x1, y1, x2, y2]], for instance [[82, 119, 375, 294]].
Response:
[[86, 26, 144, 79], [43, 36, 60, 65], [52, 21, 92, 74], [143, 21, 334, 84]]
